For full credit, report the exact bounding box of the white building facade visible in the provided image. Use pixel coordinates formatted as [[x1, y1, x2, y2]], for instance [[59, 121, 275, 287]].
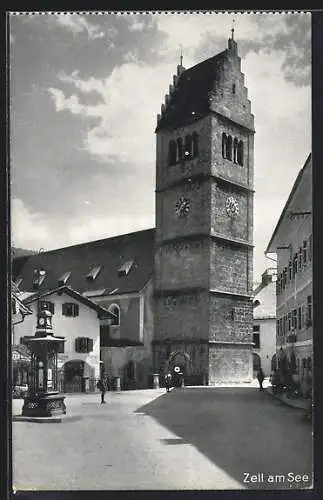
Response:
[[266, 154, 312, 396], [14, 286, 113, 392]]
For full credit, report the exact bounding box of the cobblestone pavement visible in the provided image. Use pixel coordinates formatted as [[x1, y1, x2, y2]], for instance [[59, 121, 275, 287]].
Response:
[[12, 386, 313, 491]]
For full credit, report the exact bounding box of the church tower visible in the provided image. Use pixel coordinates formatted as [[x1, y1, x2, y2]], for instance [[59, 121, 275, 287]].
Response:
[[153, 34, 255, 384]]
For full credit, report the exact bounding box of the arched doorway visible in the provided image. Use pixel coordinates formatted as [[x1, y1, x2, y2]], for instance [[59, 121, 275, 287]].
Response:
[[166, 351, 191, 386], [63, 360, 93, 393]]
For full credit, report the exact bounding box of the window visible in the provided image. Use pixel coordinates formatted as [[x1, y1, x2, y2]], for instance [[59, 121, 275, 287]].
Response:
[[226, 135, 232, 160], [108, 304, 120, 326], [233, 138, 238, 163], [298, 307, 302, 329], [168, 140, 177, 166], [237, 140, 244, 166], [253, 325, 260, 332], [222, 133, 227, 159], [306, 296, 312, 326], [176, 137, 183, 163], [288, 260, 292, 281], [75, 337, 93, 353], [293, 254, 298, 277], [288, 312, 292, 331], [298, 248, 303, 270], [86, 265, 102, 281], [39, 300, 55, 315], [253, 333, 260, 349], [118, 260, 134, 277], [232, 83, 236, 94], [292, 309, 297, 330], [276, 320, 280, 337], [62, 303, 79, 317], [308, 234, 312, 261], [184, 134, 192, 160], [282, 268, 287, 289], [192, 132, 198, 158], [58, 271, 71, 286], [303, 240, 308, 265], [301, 304, 306, 328]]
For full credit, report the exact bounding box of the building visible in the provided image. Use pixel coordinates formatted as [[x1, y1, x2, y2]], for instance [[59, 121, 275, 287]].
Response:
[[266, 154, 312, 395], [11, 281, 33, 389], [13, 286, 115, 392], [12, 34, 255, 386], [253, 269, 277, 377]]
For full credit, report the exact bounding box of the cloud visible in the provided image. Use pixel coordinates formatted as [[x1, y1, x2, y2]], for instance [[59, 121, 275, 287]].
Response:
[[54, 14, 106, 40], [47, 60, 176, 166], [11, 199, 57, 250], [11, 197, 154, 251]]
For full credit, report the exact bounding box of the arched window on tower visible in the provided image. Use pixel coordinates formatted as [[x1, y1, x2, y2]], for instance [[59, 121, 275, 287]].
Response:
[[184, 135, 192, 160], [233, 138, 239, 163], [192, 132, 198, 158], [176, 137, 183, 163], [237, 140, 244, 166], [226, 135, 232, 161], [108, 304, 120, 326], [222, 133, 227, 159], [168, 140, 177, 166]]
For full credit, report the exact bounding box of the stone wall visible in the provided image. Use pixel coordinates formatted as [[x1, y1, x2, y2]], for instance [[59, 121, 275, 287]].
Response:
[[208, 343, 253, 383], [209, 295, 253, 343], [154, 290, 209, 341], [155, 238, 209, 291]]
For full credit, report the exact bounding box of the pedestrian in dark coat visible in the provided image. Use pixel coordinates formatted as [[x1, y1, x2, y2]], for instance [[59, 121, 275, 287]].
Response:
[[97, 377, 106, 404], [257, 367, 265, 391], [165, 373, 172, 393]]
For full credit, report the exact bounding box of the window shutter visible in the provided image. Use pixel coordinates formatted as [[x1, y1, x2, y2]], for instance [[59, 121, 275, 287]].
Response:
[[88, 338, 93, 352], [49, 302, 55, 314], [62, 303, 67, 316], [74, 304, 79, 317], [75, 338, 80, 352]]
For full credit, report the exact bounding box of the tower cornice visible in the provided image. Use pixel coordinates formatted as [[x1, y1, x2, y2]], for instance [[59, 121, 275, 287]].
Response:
[[155, 233, 253, 249], [154, 287, 253, 300], [156, 172, 254, 194]]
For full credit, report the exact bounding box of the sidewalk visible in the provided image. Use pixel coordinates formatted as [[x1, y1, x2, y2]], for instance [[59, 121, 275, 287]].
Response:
[[266, 386, 310, 411]]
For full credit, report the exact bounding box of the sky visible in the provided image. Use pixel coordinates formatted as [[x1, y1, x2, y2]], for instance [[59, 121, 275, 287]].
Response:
[[9, 12, 311, 283]]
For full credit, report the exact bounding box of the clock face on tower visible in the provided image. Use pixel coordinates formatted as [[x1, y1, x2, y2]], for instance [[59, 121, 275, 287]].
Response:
[[175, 197, 191, 217], [226, 196, 239, 218], [39, 317, 46, 326]]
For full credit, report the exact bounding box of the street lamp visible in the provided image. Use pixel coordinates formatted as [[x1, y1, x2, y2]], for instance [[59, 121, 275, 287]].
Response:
[[21, 308, 66, 417]]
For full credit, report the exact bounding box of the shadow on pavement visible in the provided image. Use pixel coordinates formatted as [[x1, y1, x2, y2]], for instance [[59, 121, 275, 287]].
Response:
[[134, 386, 313, 491]]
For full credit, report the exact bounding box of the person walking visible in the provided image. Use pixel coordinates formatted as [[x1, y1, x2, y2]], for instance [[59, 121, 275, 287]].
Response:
[[257, 367, 265, 391], [97, 377, 107, 404], [165, 373, 172, 393]]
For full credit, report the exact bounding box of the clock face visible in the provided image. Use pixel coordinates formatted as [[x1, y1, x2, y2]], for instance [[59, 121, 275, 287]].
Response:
[[39, 317, 45, 326], [226, 196, 239, 218], [175, 197, 191, 217]]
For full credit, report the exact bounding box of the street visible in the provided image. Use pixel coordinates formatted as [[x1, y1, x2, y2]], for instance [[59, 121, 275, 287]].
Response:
[[12, 386, 312, 491]]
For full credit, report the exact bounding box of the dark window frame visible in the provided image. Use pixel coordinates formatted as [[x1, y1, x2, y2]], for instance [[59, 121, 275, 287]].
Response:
[[62, 302, 79, 317]]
